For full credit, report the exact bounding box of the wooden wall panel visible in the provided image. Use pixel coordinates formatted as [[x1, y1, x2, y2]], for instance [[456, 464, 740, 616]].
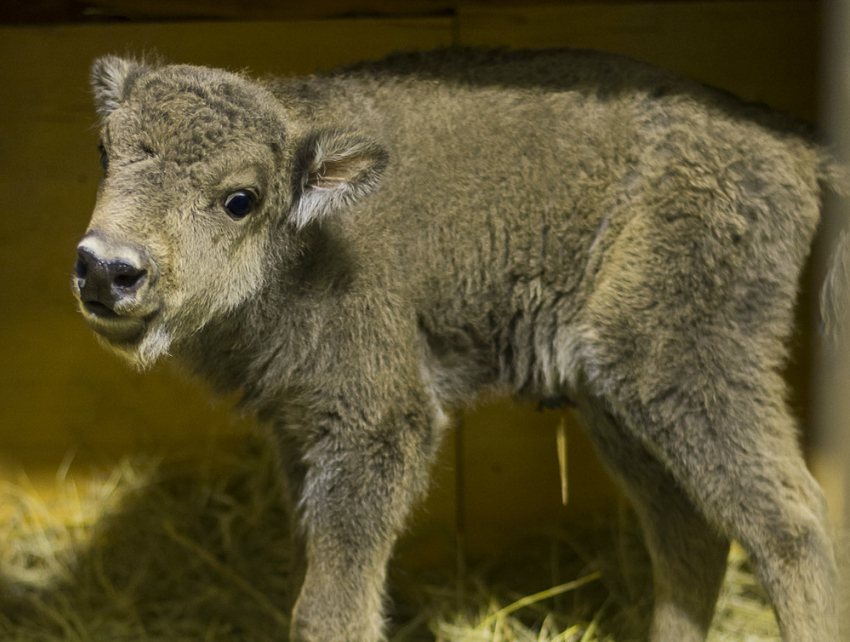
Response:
[[0, 1, 824, 560], [458, 1, 820, 119], [1, 0, 820, 25]]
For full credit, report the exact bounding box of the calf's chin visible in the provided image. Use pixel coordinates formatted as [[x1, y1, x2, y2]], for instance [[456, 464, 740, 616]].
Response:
[[91, 320, 174, 371]]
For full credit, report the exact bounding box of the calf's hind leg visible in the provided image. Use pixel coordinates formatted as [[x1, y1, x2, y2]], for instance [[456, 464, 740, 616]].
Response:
[[575, 400, 730, 642], [594, 375, 837, 642]]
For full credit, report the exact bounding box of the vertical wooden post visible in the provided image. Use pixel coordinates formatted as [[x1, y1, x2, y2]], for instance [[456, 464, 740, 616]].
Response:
[[816, 11, 850, 640], [454, 415, 467, 606], [814, 0, 850, 532]]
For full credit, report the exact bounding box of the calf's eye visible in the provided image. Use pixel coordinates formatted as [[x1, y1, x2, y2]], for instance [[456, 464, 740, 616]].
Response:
[[224, 190, 255, 220], [100, 150, 109, 172]]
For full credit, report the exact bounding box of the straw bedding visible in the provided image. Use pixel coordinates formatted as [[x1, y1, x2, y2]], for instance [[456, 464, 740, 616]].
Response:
[[0, 437, 795, 641]]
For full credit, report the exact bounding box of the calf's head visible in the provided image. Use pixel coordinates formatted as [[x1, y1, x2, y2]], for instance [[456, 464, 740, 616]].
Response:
[[73, 56, 387, 370]]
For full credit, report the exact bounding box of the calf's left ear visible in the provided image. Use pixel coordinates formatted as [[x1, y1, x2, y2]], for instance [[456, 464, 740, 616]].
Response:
[[292, 129, 389, 229]]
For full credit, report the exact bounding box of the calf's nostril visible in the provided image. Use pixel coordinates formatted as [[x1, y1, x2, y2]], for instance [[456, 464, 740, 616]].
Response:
[[113, 267, 146, 290], [75, 257, 88, 281], [76, 246, 100, 281]]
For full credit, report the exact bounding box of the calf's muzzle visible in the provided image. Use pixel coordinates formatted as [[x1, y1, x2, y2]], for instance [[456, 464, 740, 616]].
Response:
[[74, 236, 152, 317]]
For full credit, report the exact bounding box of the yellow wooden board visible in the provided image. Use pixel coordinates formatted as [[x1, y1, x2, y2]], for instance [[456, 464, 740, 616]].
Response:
[[2, 0, 820, 26], [458, 1, 820, 120], [0, 2, 824, 561]]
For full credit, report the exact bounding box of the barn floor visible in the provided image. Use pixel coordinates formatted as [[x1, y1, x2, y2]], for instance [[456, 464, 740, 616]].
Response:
[[0, 437, 789, 641]]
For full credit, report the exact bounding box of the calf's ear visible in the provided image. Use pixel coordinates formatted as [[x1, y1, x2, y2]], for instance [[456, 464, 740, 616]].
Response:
[[91, 56, 145, 119], [292, 129, 389, 229]]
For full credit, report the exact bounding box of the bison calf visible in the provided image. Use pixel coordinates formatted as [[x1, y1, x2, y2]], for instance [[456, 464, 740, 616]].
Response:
[[73, 48, 840, 642]]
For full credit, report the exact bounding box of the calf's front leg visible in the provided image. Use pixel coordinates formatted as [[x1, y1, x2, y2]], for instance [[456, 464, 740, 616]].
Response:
[[284, 391, 440, 642]]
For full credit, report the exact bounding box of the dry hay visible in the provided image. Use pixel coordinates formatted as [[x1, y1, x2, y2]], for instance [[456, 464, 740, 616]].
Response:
[[0, 438, 785, 641]]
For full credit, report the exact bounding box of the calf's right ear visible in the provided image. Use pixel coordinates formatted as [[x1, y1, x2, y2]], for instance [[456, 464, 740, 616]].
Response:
[[91, 56, 145, 119]]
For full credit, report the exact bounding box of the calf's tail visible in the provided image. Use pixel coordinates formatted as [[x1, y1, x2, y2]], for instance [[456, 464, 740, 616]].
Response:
[[818, 152, 850, 350], [820, 229, 850, 350]]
